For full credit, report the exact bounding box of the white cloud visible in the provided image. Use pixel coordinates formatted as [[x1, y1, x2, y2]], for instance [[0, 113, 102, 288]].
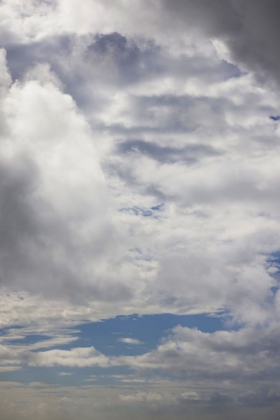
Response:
[[119, 391, 162, 403], [116, 324, 280, 381], [29, 346, 110, 368], [118, 338, 143, 345], [0, 3, 280, 329], [179, 391, 200, 401], [0, 8, 279, 329], [1, 4, 280, 418]]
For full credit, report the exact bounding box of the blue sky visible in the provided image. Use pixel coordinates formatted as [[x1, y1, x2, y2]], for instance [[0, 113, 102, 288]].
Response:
[[1, 1, 280, 420], [0, 312, 229, 384]]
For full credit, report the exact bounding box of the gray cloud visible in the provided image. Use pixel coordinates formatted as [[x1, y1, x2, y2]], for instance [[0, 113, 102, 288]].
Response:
[[0, 1, 279, 321], [161, 0, 280, 87], [117, 139, 220, 164], [114, 324, 280, 382], [1, 2, 280, 418], [4, 35, 72, 81]]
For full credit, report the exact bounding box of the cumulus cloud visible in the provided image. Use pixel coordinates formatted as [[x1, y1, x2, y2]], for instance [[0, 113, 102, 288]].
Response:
[[29, 346, 110, 368], [1, 2, 280, 419], [0, 342, 110, 368], [118, 324, 280, 380], [0, 0, 280, 331], [1, 321, 277, 387], [0, 53, 138, 306]]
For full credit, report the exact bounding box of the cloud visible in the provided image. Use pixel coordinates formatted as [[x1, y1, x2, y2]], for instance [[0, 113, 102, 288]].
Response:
[[0, 54, 138, 306], [116, 324, 280, 381], [1, 3, 280, 418], [29, 346, 110, 368], [0, 2, 280, 332], [2, 0, 280, 93], [118, 338, 143, 345], [0, 342, 110, 368], [119, 392, 162, 403], [177, 391, 201, 403], [0, 9, 280, 323], [0, 366, 20, 372], [160, 0, 280, 87], [116, 139, 220, 165]]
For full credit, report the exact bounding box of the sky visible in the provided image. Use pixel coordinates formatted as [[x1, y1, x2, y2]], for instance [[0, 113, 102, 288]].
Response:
[[1, 0, 280, 419]]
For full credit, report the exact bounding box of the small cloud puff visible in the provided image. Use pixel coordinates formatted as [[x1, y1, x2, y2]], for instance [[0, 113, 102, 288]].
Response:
[[118, 338, 143, 345]]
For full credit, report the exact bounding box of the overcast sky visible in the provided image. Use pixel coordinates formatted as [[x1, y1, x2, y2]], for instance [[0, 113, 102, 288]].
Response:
[[1, 1, 280, 419]]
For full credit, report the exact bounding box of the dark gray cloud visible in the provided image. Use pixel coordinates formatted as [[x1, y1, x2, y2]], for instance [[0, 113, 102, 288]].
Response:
[[209, 392, 235, 405], [239, 387, 280, 408], [162, 0, 280, 87]]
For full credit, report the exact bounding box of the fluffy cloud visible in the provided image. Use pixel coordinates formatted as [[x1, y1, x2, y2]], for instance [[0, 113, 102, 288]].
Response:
[[1, 2, 280, 418], [161, 0, 280, 87], [0, 52, 139, 307], [0, 0, 280, 332], [2, 321, 279, 386], [30, 346, 110, 368], [1, 0, 280, 327], [118, 338, 143, 345], [118, 324, 280, 380]]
